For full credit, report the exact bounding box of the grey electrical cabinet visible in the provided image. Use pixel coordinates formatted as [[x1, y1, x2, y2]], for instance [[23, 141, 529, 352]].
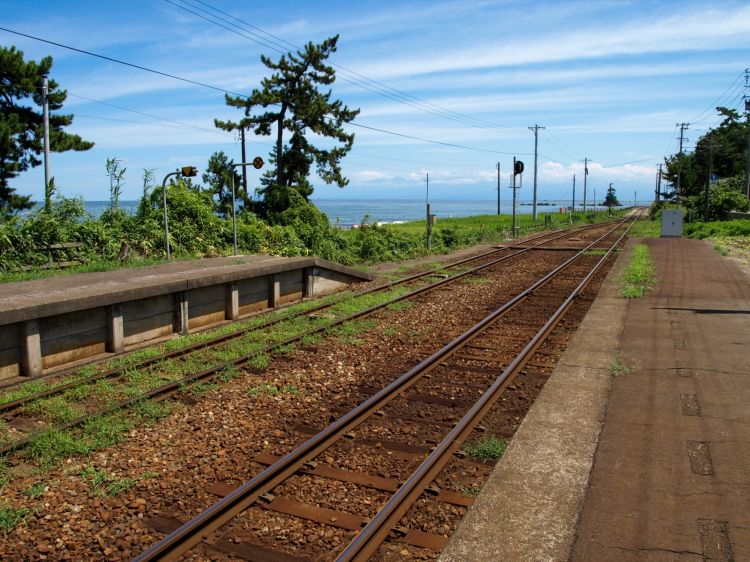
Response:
[[661, 210, 683, 238]]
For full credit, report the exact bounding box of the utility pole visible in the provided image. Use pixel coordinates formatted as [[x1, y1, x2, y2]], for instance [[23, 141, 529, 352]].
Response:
[[582, 157, 588, 214], [528, 124, 545, 221], [496, 162, 501, 215], [705, 140, 714, 221], [677, 122, 689, 204], [572, 174, 576, 212], [593, 187, 597, 212], [425, 173, 432, 250], [42, 76, 52, 209], [634, 190, 637, 207], [743, 67, 750, 199], [656, 164, 662, 203], [511, 158, 518, 237], [240, 126, 248, 196]]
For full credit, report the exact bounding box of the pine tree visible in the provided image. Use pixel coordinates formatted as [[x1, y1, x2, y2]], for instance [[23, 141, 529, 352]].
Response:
[[216, 35, 358, 214], [202, 151, 242, 217], [0, 46, 94, 219]]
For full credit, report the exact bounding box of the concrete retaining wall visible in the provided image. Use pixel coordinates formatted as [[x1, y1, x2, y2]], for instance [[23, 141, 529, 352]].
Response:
[[1, 259, 373, 381]]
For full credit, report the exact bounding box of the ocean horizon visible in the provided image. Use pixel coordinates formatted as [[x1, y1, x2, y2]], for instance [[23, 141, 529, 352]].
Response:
[[53, 198, 595, 227]]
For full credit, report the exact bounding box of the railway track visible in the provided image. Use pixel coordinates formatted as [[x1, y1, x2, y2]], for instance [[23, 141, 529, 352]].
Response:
[[133, 214, 637, 561], [0, 219, 623, 457]]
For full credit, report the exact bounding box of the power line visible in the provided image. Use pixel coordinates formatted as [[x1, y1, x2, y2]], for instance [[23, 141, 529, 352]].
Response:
[[69, 93, 235, 138], [688, 70, 745, 124], [3, 26, 536, 158], [168, 0, 528, 134], [0, 26, 248, 98], [345, 121, 534, 156]]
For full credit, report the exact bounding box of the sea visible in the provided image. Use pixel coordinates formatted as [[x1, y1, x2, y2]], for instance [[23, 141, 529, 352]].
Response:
[[74, 199, 576, 228]]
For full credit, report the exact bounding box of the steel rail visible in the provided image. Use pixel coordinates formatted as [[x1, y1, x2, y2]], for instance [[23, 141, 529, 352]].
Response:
[[0, 220, 623, 456], [0, 219, 607, 414], [133, 217, 631, 562], [335, 215, 639, 561]]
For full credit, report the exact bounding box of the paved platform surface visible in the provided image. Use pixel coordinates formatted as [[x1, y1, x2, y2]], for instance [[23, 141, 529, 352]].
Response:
[[0, 255, 374, 325], [572, 238, 750, 561], [441, 237, 750, 562]]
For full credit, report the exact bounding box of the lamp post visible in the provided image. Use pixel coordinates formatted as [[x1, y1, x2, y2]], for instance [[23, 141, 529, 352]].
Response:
[[161, 166, 198, 260], [230, 157, 264, 256]]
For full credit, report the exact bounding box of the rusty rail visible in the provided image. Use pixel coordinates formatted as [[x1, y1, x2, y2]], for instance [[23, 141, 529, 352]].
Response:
[[133, 216, 631, 561]]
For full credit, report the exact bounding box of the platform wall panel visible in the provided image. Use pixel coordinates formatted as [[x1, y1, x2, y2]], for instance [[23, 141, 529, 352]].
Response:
[[40, 308, 107, 368], [122, 295, 174, 347], [188, 284, 227, 330], [313, 269, 358, 295], [238, 276, 270, 316], [278, 270, 304, 305], [0, 324, 20, 381]]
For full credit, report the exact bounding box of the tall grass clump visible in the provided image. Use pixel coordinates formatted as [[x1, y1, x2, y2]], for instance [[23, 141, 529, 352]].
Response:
[[620, 244, 657, 298]]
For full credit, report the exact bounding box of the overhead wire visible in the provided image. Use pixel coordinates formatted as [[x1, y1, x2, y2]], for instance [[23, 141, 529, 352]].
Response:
[[0, 26, 523, 158], [168, 0, 529, 134]]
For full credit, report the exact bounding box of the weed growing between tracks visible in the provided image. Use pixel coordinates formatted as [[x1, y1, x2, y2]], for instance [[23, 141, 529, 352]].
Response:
[[462, 435, 508, 463], [0, 503, 30, 536], [620, 244, 658, 298], [0, 276, 429, 473]]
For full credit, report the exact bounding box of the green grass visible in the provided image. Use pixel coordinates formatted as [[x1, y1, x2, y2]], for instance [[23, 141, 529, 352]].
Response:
[[609, 351, 632, 377], [458, 484, 482, 497], [628, 218, 661, 238], [23, 482, 48, 499], [0, 256, 167, 284], [0, 503, 30, 535], [81, 466, 135, 496], [462, 275, 493, 285], [24, 396, 85, 424], [713, 242, 730, 256], [381, 326, 399, 337], [620, 244, 658, 298], [246, 382, 298, 397], [462, 435, 508, 463], [386, 300, 416, 311]]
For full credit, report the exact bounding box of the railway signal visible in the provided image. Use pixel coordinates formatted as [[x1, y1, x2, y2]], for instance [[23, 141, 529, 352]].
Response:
[[162, 166, 199, 260]]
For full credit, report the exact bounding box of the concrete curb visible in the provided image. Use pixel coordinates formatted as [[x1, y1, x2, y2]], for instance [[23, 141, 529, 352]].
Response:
[[439, 240, 635, 562]]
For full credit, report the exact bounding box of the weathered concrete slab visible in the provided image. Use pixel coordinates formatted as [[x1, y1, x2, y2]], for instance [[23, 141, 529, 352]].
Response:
[[0, 255, 374, 326], [572, 238, 750, 562]]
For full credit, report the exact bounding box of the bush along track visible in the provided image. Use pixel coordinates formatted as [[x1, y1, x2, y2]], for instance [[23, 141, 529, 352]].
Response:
[[620, 243, 658, 298]]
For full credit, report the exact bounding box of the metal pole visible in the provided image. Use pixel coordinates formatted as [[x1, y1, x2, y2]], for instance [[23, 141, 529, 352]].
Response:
[[572, 174, 576, 215], [704, 142, 713, 221], [42, 76, 51, 209], [528, 125, 544, 221], [425, 173, 431, 250], [582, 157, 588, 214], [496, 163, 500, 215], [240, 126, 248, 197], [634, 190, 637, 208], [162, 171, 179, 260], [593, 187, 596, 212], [512, 157, 517, 237], [230, 173, 238, 256]]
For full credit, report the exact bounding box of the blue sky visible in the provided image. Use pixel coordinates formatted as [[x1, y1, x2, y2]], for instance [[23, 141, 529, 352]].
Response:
[[2, 0, 749, 203]]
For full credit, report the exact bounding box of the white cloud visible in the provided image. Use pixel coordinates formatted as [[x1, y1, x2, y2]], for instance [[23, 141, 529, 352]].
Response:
[[353, 6, 750, 79]]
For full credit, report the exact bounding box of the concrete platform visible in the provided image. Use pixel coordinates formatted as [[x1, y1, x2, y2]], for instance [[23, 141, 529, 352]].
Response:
[[0, 255, 374, 380], [441, 237, 750, 562]]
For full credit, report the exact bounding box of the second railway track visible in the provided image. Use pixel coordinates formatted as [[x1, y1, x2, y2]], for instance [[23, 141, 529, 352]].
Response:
[[133, 214, 638, 561], [0, 218, 625, 458]]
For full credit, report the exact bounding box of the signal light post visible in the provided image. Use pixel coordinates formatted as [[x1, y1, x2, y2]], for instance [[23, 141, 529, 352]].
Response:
[[511, 158, 524, 238], [161, 166, 199, 260], [231, 157, 264, 256]]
